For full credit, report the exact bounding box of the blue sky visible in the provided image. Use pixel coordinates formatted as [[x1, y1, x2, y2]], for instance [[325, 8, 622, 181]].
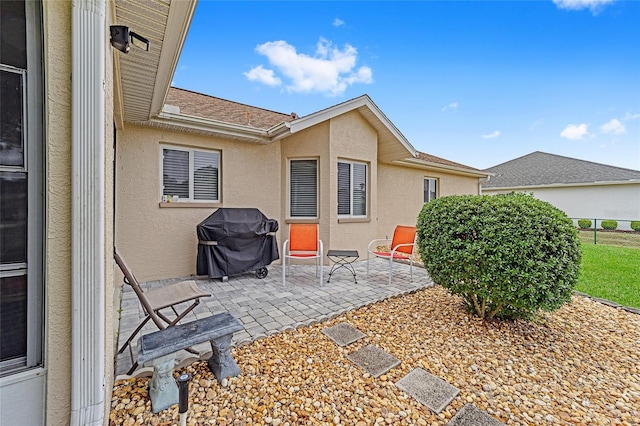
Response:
[[173, 0, 640, 171]]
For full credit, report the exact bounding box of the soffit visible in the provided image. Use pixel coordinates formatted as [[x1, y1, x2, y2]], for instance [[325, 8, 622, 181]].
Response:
[[114, 0, 195, 123]]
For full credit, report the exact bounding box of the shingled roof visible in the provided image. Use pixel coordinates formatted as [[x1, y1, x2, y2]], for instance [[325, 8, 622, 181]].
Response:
[[165, 87, 293, 129], [483, 151, 640, 189], [415, 151, 482, 172]]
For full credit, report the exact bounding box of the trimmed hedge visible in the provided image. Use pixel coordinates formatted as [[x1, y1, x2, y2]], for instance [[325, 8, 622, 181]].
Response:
[[632, 221, 640, 232], [601, 220, 618, 230], [417, 193, 581, 321], [578, 219, 592, 229]]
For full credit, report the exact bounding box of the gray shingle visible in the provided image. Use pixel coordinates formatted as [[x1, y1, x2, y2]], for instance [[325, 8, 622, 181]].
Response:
[[482, 151, 640, 188]]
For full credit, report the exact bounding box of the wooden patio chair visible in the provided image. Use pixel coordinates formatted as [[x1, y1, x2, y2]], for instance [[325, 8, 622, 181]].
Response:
[[114, 248, 211, 374], [282, 224, 324, 287], [367, 225, 417, 285]]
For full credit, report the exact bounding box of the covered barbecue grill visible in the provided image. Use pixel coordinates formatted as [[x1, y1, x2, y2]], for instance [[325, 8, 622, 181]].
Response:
[[196, 208, 279, 280]]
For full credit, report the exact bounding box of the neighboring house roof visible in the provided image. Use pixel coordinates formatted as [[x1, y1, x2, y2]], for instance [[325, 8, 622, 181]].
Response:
[[483, 151, 640, 189]]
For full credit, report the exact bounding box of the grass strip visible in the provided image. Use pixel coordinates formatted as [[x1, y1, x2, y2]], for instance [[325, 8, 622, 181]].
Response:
[[577, 243, 640, 309]]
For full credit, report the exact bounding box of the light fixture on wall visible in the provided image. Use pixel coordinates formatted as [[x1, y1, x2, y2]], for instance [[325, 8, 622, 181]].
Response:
[[110, 25, 150, 53]]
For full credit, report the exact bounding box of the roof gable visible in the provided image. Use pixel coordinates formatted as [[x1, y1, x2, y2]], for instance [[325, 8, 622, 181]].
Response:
[[483, 151, 640, 188], [288, 95, 417, 162]]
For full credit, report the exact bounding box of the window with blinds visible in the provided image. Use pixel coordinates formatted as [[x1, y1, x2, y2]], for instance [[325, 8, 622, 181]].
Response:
[[424, 177, 437, 203], [289, 159, 317, 218], [161, 146, 220, 202], [338, 160, 367, 217]]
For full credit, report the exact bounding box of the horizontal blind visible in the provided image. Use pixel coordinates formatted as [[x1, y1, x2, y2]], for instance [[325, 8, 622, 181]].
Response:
[[162, 149, 189, 198], [337, 162, 350, 215], [194, 151, 219, 201], [290, 159, 317, 217], [352, 163, 367, 216]]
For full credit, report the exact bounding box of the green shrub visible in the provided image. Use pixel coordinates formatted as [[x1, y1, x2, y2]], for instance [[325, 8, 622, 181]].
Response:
[[417, 193, 581, 321], [601, 220, 618, 230], [578, 219, 592, 229], [631, 221, 640, 232]]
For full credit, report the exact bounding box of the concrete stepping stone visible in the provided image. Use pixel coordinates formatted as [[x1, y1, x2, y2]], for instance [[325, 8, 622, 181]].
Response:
[[322, 322, 366, 346], [346, 344, 400, 377], [395, 367, 460, 413], [447, 403, 505, 426]]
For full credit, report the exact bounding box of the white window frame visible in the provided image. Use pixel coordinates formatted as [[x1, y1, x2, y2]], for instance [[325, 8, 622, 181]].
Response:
[[288, 158, 318, 219], [159, 145, 220, 203], [424, 177, 438, 203], [337, 160, 368, 218]]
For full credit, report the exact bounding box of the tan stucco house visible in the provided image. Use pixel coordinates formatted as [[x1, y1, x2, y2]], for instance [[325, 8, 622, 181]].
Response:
[[116, 88, 489, 281], [0, 1, 488, 424]]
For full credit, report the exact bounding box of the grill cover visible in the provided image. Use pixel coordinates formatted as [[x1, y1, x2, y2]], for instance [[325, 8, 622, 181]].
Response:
[[196, 208, 279, 279]]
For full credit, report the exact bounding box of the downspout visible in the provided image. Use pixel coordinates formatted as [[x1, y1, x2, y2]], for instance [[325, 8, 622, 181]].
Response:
[[479, 175, 490, 195], [71, 0, 106, 424]]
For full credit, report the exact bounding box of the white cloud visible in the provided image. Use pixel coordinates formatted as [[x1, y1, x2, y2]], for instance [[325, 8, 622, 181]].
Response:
[[247, 38, 373, 96], [560, 123, 589, 140], [333, 18, 345, 27], [481, 130, 501, 139], [552, 0, 615, 14], [441, 102, 458, 112], [243, 65, 282, 87], [600, 118, 625, 135], [622, 112, 640, 121]]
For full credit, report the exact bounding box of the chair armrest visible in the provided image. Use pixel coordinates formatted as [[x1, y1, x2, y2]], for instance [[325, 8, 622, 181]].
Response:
[[367, 238, 391, 253], [390, 242, 416, 256]]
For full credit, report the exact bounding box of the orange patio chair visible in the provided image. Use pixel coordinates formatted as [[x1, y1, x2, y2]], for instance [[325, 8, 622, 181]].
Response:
[[367, 225, 417, 285], [282, 224, 324, 287]]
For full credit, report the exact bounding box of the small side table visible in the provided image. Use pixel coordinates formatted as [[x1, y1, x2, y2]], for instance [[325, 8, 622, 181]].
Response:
[[327, 250, 359, 283]]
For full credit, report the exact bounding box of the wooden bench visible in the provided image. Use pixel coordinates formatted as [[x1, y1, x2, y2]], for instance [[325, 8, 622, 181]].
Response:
[[137, 312, 243, 412]]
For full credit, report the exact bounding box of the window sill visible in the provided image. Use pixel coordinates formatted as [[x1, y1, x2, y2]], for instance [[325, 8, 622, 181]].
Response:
[[159, 202, 221, 208], [285, 218, 320, 224], [338, 217, 371, 223]]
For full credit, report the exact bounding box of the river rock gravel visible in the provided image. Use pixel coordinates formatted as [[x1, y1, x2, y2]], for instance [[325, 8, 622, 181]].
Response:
[[109, 286, 640, 425]]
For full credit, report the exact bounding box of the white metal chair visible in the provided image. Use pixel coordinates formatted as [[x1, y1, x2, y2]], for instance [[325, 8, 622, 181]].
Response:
[[367, 225, 417, 285], [282, 223, 323, 287]]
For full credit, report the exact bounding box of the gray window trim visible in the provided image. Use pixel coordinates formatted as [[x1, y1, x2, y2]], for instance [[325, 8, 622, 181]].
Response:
[[0, 0, 44, 374], [424, 177, 438, 203]]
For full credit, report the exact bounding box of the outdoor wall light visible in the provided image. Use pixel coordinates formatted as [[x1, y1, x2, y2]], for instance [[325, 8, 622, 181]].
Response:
[[110, 25, 150, 53]]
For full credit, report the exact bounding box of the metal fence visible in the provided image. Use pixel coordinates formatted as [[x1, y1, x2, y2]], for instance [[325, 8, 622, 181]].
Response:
[[570, 218, 639, 245]]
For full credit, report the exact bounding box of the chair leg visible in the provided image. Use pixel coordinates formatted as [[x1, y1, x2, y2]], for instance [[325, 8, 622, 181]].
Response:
[[319, 257, 323, 287], [388, 256, 393, 285], [118, 315, 152, 354], [282, 256, 286, 287], [410, 258, 414, 282], [367, 252, 370, 277]]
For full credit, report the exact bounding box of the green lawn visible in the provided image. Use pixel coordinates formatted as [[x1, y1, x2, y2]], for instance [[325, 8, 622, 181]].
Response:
[[577, 243, 640, 309]]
